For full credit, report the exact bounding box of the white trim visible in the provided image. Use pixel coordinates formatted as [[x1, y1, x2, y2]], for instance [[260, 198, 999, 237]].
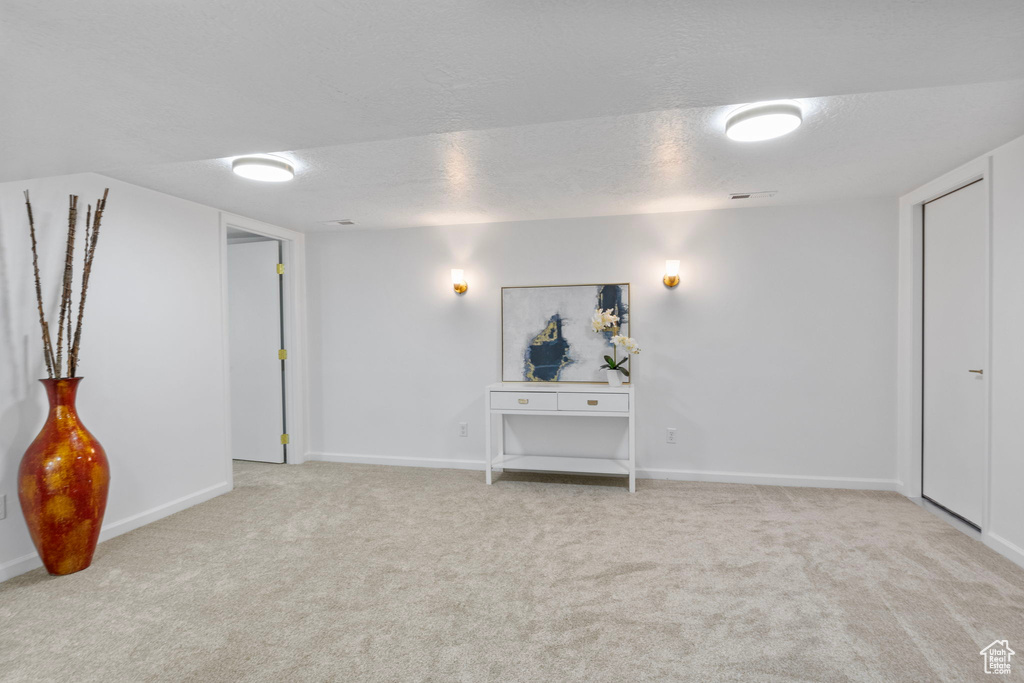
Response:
[[307, 452, 486, 471], [982, 171, 995, 535], [219, 212, 309, 466], [896, 156, 992, 525], [96, 481, 231, 539], [225, 234, 275, 245], [305, 453, 900, 490], [637, 468, 902, 490], [218, 224, 235, 487], [0, 481, 231, 582], [983, 532, 1024, 569], [0, 552, 46, 583]]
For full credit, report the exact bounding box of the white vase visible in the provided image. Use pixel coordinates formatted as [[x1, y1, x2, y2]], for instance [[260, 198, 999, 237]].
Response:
[[606, 369, 623, 387]]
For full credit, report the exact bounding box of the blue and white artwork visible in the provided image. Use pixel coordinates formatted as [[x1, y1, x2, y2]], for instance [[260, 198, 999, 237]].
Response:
[[501, 284, 630, 382]]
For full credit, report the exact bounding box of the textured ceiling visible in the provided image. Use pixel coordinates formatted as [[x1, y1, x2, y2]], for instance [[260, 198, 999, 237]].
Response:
[[3, 0, 1024, 182], [106, 80, 1024, 231]]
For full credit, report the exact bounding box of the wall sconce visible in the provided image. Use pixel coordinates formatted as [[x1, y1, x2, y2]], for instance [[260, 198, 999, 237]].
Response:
[[663, 260, 680, 288], [451, 269, 468, 294]]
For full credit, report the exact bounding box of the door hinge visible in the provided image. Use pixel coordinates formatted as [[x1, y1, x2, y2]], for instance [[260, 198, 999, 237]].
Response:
[[278, 349, 288, 360], [276, 263, 285, 275], [280, 434, 290, 445]]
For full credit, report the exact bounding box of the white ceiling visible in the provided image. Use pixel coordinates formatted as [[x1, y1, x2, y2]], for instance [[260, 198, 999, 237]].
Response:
[[107, 80, 1024, 231], [4, 1, 1024, 229]]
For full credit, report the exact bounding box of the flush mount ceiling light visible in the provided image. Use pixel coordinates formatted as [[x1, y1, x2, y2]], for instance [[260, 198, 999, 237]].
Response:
[[231, 154, 295, 182], [725, 101, 803, 142]]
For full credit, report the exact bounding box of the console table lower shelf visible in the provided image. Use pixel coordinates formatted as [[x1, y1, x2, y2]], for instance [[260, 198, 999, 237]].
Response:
[[484, 383, 636, 492]]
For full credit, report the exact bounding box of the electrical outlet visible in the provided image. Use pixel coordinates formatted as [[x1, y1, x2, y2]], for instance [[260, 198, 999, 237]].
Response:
[[458, 422, 469, 437], [0, 494, 6, 521], [666, 428, 677, 444]]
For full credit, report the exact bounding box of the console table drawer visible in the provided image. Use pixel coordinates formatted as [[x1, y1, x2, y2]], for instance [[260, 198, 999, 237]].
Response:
[[490, 392, 557, 411], [557, 392, 629, 412]]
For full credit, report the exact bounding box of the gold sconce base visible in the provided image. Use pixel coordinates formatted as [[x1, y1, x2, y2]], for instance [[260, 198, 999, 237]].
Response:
[[453, 282, 468, 294], [663, 275, 680, 288]]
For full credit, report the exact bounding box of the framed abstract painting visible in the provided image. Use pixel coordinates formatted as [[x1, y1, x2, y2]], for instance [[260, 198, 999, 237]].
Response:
[[501, 283, 630, 383]]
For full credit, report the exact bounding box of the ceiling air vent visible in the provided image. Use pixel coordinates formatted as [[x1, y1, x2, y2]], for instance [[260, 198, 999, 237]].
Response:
[[730, 191, 777, 200], [320, 219, 356, 226]]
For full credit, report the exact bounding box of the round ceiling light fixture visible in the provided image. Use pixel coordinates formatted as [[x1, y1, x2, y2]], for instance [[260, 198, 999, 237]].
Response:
[[725, 101, 803, 142], [231, 154, 295, 182]]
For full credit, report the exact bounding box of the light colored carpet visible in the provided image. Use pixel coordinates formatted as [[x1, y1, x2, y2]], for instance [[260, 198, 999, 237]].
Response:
[[1, 462, 1023, 682]]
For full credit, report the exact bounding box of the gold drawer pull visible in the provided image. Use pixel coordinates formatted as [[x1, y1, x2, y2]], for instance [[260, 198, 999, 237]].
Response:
[[518, 398, 529, 404], [587, 400, 599, 406]]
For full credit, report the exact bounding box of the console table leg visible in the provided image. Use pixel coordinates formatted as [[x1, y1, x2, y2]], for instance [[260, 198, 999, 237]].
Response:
[[497, 413, 505, 474], [485, 408, 492, 485], [628, 409, 636, 493]]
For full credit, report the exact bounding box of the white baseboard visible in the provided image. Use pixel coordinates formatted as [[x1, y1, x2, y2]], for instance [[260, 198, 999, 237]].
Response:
[[307, 452, 900, 491], [97, 481, 232, 540], [637, 467, 901, 490], [0, 552, 44, 584], [983, 532, 1024, 570], [0, 481, 232, 583], [306, 452, 485, 471]]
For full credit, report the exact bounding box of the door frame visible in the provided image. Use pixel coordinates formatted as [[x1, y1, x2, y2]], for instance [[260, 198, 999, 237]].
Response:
[[219, 212, 309, 482], [897, 156, 992, 532]]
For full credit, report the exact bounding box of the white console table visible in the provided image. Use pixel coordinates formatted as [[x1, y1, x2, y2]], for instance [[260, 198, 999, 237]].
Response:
[[485, 382, 636, 492]]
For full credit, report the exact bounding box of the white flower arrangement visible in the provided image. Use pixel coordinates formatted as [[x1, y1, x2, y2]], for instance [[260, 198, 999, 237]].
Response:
[[591, 308, 640, 377], [611, 335, 641, 355], [591, 308, 620, 332]]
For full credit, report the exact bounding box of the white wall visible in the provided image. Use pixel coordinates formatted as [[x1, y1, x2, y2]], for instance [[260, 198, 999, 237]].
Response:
[[307, 199, 899, 487], [988, 135, 1024, 563], [0, 173, 231, 580]]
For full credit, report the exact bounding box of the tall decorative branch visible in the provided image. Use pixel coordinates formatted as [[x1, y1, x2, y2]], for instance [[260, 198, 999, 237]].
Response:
[[75, 204, 92, 371], [55, 195, 79, 377], [24, 188, 110, 379], [69, 188, 109, 378], [24, 191, 56, 378]]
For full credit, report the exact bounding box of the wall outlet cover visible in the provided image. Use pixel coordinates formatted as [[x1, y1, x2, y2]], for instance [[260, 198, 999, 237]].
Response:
[[666, 428, 677, 444], [0, 493, 5, 521], [458, 422, 468, 437]]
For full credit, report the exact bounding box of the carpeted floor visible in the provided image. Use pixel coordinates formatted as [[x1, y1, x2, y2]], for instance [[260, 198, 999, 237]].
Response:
[[1, 462, 1023, 682]]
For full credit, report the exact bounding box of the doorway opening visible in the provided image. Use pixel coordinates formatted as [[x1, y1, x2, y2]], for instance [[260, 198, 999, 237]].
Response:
[[919, 177, 989, 531], [897, 156, 991, 538], [219, 213, 307, 483]]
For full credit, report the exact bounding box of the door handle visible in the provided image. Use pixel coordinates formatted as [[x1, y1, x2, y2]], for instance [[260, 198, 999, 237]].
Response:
[[968, 369, 984, 375]]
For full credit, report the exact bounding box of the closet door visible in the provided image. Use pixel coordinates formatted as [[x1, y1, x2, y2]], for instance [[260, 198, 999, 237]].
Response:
[[922, 179, 987, 527], [228, 240, 286, 464]]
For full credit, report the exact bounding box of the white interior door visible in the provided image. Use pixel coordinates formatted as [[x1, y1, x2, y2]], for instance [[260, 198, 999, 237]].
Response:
[[228, 240, 285, 463], [922, 179, 987, 527]]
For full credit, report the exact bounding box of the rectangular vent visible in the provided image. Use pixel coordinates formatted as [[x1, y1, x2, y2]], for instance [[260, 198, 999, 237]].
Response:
[[730, 191, 777, 200]]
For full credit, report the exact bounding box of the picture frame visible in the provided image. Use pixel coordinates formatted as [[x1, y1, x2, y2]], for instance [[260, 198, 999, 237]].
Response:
[[500, 283, 631, 383]]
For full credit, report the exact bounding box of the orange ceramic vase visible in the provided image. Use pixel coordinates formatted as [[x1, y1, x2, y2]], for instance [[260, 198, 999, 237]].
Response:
[[19, 378, 110, 575]]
